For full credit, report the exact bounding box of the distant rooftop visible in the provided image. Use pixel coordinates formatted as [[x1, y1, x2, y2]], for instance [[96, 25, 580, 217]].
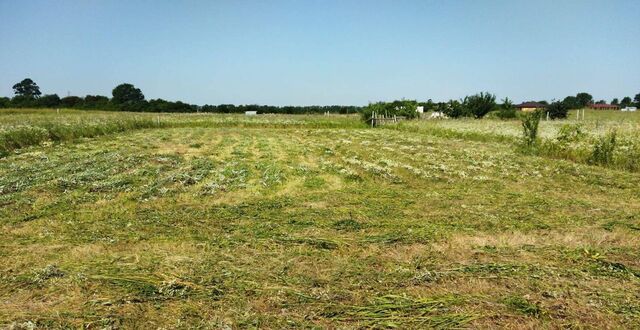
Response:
[[588, 104, 619, 109], [515, 102, 547, 108]]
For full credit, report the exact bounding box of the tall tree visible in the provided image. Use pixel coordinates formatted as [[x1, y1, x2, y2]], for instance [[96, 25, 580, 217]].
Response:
[[575, 92, 593, 108], [111, 83, 145, 105], [12, 78, 41, 98], [562, 96, 579, 109], [611, 98, 619, 105], [463, 92, 496, 118], [634, 93, 640, 106], [620, 97, 632, 107]]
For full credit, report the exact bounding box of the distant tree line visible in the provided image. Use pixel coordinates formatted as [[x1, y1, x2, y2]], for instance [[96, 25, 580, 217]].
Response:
[[2, 78, 639, 119], [0, 78, 362, 114], [562, 92, 640, 109]]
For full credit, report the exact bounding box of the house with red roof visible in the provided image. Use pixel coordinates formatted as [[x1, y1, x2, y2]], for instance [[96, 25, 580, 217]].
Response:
[[514, 102, 547, 112], [588, 103, 620, 110]]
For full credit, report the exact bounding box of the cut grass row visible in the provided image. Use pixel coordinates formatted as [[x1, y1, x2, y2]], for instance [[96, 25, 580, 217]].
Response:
[[0, 109, 366, 156]]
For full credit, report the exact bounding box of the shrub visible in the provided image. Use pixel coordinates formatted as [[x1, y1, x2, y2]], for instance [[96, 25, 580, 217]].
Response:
[[463, 92, 496, 118], [546, 101, 569, 119], [521, 110, 542, 148]]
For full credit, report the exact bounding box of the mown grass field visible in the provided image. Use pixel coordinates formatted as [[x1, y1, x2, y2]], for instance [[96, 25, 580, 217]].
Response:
[[1, 109, 639, 329]]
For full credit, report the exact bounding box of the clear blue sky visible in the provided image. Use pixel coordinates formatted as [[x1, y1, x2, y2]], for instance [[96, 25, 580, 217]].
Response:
[[1, 0, 638, 105]]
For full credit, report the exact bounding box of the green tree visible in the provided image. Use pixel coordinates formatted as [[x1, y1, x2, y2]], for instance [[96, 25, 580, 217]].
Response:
[[60, 96, 83, 108], [546, 101, 569, 119], [82, 95, 110, 109], [10, 95, 36, 108], [634, 93, 640, 107], [111, 83, 145, 108], [496, 97, 516, 119], [620, 97, 632, 107], [611, 98, 619, 105], [575, 92, 593, 108], [0, 97, 10, 108], [440, 99, 466, 118], [463, 92, 496, 118], [12, 78, 41, 98], [562, 96, 579, 109], [36, 94, 61, 108]]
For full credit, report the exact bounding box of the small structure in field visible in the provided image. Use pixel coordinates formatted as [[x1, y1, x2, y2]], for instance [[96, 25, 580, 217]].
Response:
[[588, 104, 619, 110], [622, 106, 637, 112], [429, 111, 447, 119], [515, 102, 547, 112], [416, 106, 424, 114], [368, 112, 406, 127], [245, 111, 257, 116]]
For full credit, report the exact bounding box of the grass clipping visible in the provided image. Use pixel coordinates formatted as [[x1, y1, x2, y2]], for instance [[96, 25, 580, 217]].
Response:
[[323, 294, 477, 328]]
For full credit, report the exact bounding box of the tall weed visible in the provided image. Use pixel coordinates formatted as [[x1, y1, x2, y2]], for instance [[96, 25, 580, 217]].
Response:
[[520, 110, 542, 149]]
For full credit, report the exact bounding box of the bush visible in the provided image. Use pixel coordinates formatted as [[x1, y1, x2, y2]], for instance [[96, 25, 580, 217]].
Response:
[[546, 101, 569, 119], [521, 110, 542, 148], [463, 92, 496, 118]]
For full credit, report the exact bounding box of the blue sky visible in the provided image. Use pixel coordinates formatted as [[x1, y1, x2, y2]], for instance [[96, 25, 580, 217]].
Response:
[[1, 0, 638, 105]]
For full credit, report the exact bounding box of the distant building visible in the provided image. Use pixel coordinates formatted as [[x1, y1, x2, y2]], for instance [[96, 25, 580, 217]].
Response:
[[622, 106, 637, 112], [588, 104, 619, 110], [245, 111, 257, 116], [416, 106, 424, 114], [515, 102, 547, 112]]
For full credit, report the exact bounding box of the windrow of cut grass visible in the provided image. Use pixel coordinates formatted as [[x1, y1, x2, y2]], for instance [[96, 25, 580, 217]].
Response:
[[0, 109, 366, 156], [0, 118, 166, 156]]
